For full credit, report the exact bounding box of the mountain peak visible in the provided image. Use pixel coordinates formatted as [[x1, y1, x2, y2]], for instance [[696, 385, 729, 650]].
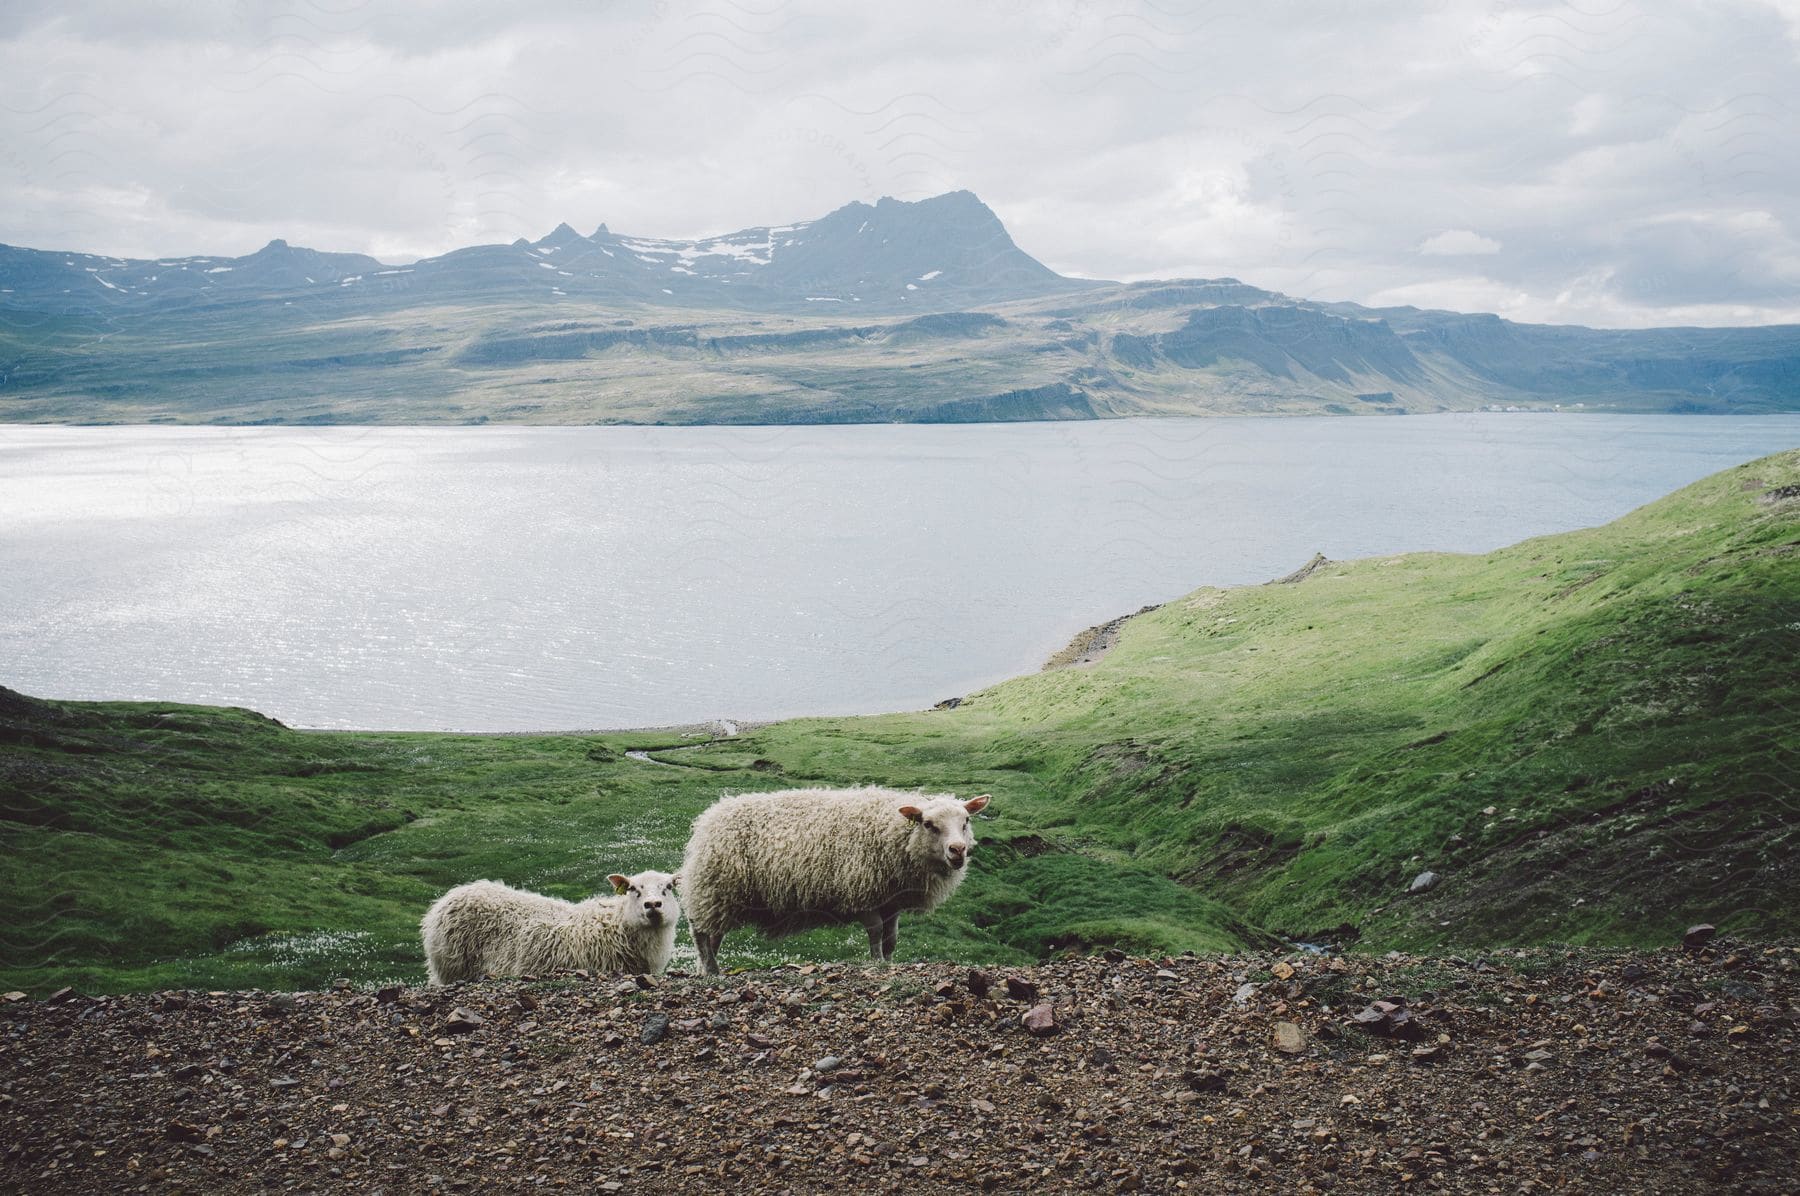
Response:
[[536, 223, 587, 248]]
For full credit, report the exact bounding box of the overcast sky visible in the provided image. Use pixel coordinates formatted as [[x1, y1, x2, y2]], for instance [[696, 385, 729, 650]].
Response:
[[3, 0, 1798, 327]]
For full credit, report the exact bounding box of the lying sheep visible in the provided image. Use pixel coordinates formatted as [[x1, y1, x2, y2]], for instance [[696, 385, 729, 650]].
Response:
[[421, 870, 679, 984], [680, 786, 990, 975]]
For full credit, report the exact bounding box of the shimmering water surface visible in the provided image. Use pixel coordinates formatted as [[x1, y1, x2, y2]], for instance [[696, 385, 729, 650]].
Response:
[[3, 416, 1794, 730]]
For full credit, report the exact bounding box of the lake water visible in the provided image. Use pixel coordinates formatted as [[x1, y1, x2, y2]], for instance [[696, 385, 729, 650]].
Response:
[[3, 415, 1795, 731]]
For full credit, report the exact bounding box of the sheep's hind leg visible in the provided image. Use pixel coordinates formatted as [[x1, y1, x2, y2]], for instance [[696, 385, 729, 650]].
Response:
[[880, 911, 900, 962], [860, 912, 887, 962], [695, 931, 723, 977]]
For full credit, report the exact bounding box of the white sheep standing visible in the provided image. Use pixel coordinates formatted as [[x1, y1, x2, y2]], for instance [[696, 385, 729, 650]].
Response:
[[680, 786, 990, 975], [420, 870, 680, 984]]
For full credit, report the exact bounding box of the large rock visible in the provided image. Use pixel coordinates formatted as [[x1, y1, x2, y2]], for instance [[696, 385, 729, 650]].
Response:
[[1682, 924, 1717, 950], [1408, 871, 1440, 894], [1272, 1022, 1307, 1054], [442, 1007, 484, 1035], [1022, 1004, 1060, 1036]]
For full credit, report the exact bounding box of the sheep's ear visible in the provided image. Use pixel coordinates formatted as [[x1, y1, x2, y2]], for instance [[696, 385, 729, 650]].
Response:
[[669, 873, 681, 892], [964, 794, 991, 814], [898, 805, 924, 823], [608, 874, 630, 894]]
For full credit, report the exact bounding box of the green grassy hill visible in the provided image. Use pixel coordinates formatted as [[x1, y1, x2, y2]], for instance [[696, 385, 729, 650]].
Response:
[[2, 451, 1796, 993]]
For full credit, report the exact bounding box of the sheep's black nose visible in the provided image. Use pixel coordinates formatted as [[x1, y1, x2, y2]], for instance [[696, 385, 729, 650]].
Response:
[[645, 900, 661, 910]]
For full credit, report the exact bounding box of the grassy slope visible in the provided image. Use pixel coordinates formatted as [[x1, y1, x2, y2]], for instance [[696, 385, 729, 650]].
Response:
[[2, 453, 1795, 993]]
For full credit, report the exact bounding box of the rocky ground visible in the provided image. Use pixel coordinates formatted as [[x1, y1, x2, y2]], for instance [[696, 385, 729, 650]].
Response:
[[2, 938, 1795, 1193]]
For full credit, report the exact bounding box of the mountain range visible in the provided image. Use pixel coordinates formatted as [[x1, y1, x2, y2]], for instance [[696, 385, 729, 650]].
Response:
[[2, 191, 1796, 423]]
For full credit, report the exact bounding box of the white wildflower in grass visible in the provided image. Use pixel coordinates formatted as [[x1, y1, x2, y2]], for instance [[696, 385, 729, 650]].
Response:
[[228, 928, 373, 960]]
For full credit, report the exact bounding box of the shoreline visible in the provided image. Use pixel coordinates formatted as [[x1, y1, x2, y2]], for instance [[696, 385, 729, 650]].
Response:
[[6, 409, 1794, 432]]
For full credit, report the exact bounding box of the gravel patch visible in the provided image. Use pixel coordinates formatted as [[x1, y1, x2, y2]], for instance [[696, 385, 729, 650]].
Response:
[[2, 942, 1795, 1192]]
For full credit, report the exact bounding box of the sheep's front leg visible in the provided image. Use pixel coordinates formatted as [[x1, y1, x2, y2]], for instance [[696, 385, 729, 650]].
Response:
[[860, 911, 886, 962], [880, 911, 900, 962], [695, 931, 723, 977]]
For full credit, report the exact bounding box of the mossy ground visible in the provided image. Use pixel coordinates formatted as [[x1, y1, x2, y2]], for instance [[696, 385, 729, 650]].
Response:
[[2, 452, 1796, 993]]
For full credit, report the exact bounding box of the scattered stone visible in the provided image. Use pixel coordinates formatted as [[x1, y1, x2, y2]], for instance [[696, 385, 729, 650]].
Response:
[[1270, 960, 1295, 981], [640, 1013, 670, 1046], [966, 968, 991, 998], [2, 991, 27, 1003], [1682, 924, 1717, 950], [164, 1120, 204, 1142], [1021, 1004, 1059, 1037], [1272, 1022, 1306, 1054], [1005, 976, 1038, 1002], [375, 985, 404, 1005], [1349, 999, 1417, 1037], [442, 1007, 484, 1035], [1408, 871, 1440, 894], [45, 987, 76, 1004], [812, 1056, 841, 1073], [264, 994, 297, 1017]]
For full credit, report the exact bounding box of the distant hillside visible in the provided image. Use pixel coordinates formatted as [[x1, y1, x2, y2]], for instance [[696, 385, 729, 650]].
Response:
[[1, 191, 1797, 422], [2, 452, 1795, 992]]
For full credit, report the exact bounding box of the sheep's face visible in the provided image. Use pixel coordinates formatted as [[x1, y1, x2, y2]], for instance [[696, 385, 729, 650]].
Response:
[[608, 870, 681, 931], [898, 794, 990, 872]]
